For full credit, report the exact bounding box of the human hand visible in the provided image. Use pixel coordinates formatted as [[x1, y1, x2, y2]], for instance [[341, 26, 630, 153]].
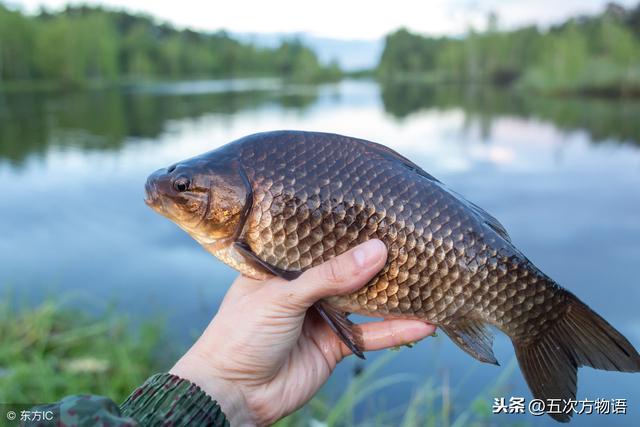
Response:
[[170, 239, 436, 426]]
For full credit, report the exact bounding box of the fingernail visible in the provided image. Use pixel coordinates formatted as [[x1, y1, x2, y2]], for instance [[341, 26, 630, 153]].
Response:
[[353, 240, 385, 268]]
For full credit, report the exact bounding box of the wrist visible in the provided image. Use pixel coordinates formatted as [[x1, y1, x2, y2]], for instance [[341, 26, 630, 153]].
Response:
[[170, 353, 255, 426]]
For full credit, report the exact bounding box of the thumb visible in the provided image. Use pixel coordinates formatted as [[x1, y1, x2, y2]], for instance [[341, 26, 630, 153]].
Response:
[[273, 239, 388, 311]]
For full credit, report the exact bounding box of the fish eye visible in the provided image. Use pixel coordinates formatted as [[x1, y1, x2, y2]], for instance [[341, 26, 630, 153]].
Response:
[[173, 177, 191, 192]]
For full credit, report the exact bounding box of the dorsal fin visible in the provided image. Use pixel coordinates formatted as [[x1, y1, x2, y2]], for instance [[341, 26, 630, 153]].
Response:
[[465, 199, 511, 242], [363, 139, 511, 242], [361, 139, 442, 183]]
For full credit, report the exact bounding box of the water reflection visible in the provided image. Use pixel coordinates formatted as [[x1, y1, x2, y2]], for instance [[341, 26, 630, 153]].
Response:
[[0, 79, 638, 427], [380, 81, 640, 146], [4, 80, 640, 172], [0, 82, 318, 166]]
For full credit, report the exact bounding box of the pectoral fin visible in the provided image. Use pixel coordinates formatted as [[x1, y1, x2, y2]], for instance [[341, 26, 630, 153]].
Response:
[[233, 241, 365, 359], [233, 241, 302, 280], [315, 301, 365, 359], [441, 320, 499, 365]]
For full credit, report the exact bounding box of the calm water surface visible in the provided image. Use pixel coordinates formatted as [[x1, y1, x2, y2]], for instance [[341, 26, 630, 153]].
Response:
[[1, 80, 639, 426]]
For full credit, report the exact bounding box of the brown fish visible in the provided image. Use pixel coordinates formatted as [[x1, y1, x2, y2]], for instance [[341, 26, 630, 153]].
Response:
[[145, 130, 640, 422]]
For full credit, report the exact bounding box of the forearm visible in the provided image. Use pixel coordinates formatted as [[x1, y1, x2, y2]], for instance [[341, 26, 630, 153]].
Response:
[[23, 373, 229, 427], [169, 353, 256, 426], [120, 373, 230, 426]]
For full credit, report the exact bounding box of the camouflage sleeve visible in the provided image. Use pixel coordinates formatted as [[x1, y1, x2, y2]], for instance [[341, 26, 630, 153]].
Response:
[[21, 395, 137, 427], [22, 373, 229, 427]]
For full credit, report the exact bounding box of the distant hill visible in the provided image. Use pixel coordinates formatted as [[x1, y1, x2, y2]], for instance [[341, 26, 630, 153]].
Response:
[[234, 32, 383, 71]]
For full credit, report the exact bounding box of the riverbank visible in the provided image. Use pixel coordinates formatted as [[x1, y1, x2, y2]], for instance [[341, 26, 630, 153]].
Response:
[[376, 73, 640, 100], [0, 298, 171, 404], [0, 299, 515, 426], [0, 74, 343, 94]]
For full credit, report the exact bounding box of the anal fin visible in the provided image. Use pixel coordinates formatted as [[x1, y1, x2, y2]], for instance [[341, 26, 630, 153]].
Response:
[[441, 320, 499, 365], [315, 301, 365, 359], [233, 241, 302, 280]]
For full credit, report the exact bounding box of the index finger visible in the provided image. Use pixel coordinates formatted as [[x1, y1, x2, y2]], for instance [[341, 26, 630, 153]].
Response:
[[267, 239, 388, 312]]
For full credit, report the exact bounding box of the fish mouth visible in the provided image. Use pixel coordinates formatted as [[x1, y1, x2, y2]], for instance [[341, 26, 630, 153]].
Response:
[[144, 169, 168, 212], [144, 179, 158, 208]]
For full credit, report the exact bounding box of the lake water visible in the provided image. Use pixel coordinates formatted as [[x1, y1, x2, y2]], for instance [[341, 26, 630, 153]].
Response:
[[1, 79, 639, 426]]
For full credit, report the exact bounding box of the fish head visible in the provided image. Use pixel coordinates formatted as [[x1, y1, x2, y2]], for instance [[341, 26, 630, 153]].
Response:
[[144, 155, 249, 242]]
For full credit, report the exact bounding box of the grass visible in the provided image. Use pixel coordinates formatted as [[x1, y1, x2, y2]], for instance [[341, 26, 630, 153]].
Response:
[[0, 298, 525, 426], [276, 350, 524, 427], [0, 297, 172, 404]]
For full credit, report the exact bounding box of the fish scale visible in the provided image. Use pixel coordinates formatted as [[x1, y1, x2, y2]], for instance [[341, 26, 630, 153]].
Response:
[[145, 130, 640, 422], [238, 132, 560, 334]]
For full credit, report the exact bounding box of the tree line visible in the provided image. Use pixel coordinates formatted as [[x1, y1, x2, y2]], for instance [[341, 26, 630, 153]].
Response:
[[3, 2, 640, 95], [0, 4, 341, 86], [378, 3, 640, 96]]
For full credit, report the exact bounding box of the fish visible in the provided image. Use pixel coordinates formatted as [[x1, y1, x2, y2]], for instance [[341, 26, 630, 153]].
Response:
[[144, 130, 640, 422]]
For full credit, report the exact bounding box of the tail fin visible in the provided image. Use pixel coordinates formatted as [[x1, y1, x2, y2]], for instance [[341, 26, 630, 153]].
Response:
[[513, 293, 640, 422]]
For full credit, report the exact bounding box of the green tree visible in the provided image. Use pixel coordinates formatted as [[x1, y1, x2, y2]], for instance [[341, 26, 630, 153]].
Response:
[[0, 4, 35, 81], [0, 4, 340, 87]]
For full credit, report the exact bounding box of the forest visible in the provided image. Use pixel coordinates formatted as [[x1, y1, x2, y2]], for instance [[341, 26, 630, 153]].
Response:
[[378, 3, 640, 96], [0, 4, 341, 86], [2, 2, 640, 95]]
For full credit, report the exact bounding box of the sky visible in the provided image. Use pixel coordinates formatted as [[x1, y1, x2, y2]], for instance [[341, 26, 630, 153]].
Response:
[[9, 0, 639, 40]]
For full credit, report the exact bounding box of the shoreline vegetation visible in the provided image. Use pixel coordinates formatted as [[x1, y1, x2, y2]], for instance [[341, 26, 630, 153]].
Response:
[[0, 298, 170, 405], [377, 3, 640, 98], [0, 4, 342, 90], [1, 2, 640, 98], [0, 299, 520, 426]]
